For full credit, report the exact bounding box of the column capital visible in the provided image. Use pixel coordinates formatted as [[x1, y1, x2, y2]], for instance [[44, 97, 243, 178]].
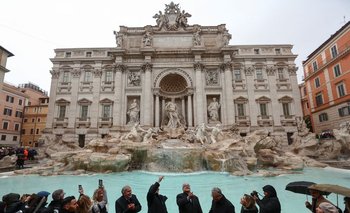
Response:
[[194, 62, 205, 71], [50, 69, 60, 79], [220, 62, 232, 71], [288, 65, 298, 76], [141, 62, 153, 71], [114, 63, 127, 72], [71, 68, 81, 78], [93, 69, 102, 78]]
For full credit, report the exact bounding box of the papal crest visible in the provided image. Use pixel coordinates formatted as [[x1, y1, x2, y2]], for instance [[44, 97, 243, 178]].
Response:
[[153, 2, 191, 31]]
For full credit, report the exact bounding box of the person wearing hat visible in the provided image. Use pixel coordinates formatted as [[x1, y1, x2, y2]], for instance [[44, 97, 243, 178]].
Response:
[[253, 185, 281, 213], [209, 187, 235, 213], [316, 202, 339, 213], [176, 183, 203, 213], [115, 185, 141, 213], [61, 196, 78, 213], [43, 189, 65, 213], [146, 176, 168, 213], [305, 189, 331, 213], [2, 193, 24, 213]]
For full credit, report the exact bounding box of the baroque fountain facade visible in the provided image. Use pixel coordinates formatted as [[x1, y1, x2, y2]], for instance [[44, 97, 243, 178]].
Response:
[[4, 2, 349, 176]]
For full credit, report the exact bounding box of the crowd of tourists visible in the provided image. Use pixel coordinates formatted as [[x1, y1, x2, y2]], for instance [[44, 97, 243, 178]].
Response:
[[1, 176, 349, 213], [0, 147, 38, 169]]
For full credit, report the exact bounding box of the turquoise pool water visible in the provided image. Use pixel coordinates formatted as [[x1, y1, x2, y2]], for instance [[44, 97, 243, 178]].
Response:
[[1, 167, 349, 213]]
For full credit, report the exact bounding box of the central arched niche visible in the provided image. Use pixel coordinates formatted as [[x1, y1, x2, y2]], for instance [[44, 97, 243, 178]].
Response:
[[159, 73, 187, 93]]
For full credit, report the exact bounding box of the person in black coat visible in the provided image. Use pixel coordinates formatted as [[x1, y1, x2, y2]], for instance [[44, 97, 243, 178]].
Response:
[[240, 194, 258, 213], [115, 185, 142, 213], [176, 183, 203, 213], [209, 187, 235, 213], [147, 176, 168, 213], [253, 185, 281, 213]]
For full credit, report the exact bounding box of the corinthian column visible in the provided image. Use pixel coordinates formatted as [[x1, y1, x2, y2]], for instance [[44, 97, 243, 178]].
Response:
[[142, 63, 153, 127], [113, 63, 125, 127], [221, 62, 235, 125], [194, 62, 205, 124]]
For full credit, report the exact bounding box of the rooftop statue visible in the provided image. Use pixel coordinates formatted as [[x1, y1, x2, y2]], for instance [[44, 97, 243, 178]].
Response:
[[153, 2, 192, 31]]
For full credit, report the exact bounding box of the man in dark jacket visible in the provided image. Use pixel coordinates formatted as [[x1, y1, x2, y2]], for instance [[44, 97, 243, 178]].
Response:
[[209, 187, 235, 213], [43, 189, 65, 213], [115, 185, 142, 213], [60, 196, 78, 213], [147, 176, 167, 213], [253, 185, 281, 213], [176, 183, 203, 213], [2, 193, 24, 213]]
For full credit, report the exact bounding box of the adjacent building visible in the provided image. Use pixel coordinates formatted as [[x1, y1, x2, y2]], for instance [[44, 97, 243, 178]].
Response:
[[0, 83, 27, 146], [19, 83, 49, 147], [302, 21, 350, 134], [45, 2, 302, 146], [0, 46, 14, 91]]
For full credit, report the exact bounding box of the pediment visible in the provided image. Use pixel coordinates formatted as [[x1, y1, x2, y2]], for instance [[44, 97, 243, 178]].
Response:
[[55, 98, 70, 104], [234, 96, 248, 103], [99, 98, 113, 104], [278, 95, 293, 103], [256, 96, 271, 103], [77, 98, 92, 104]]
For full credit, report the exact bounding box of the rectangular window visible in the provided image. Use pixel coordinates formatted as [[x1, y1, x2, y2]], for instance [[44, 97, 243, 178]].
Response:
[[315, 77, 320, 88], [13, 136, 17, 141], [38, 118, 41, 123], [58, 106, 66, 119], [86, 52, 92, 57], [21, 129, 25, 134], [312, 61, 318, 72], [32, 118, 35, 123], [19, 99, 23, 105], [65, 52, 71, 58], [105, 71, 113, 82], [14, 123, 20, 131], [275, 48, 281, 55], [1, 135, 6, 141], [15, 111, 22, 118], [254, 49, 260, 54], [282, 103, 290, 116], [36, 129, 40, 134], [260, 103, 267, 116], [315, 93, 323, 107], [331, 45, 338, 58], [102, 105, 111, 118], [6, 96, 14, 103], [339, 106, 350, 117], [319, 113, 328, 122], [62, 71, 70, 83], [81, 105, 88, 119], [30, 129, 34, 134], [256, 69, 263, 80], [303, 87, 307, 96], [337, 83, 346, 97], [334, 64, 341, 77], [278, 68, 284, 80], [3, 108, 12, 116], [234, 70, 241, 81], [84, 71, 92, 82], [237, 104, 245, 116], [3, 122, 9, 130]]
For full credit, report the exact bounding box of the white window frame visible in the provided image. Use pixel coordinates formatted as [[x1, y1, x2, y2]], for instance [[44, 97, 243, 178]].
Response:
[[312, 61, 318, 72], [315, 77, 320, 88], [333, 64, 341, 77], [337, 83, 346, 98], [331, 45, 338, 58]]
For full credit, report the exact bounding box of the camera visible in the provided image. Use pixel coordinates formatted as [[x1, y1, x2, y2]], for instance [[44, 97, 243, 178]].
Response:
[[250, 190, 258, 197]]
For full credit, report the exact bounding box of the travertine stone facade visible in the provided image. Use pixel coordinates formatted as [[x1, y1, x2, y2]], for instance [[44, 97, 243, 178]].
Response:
[[46, 2, 302, 143]]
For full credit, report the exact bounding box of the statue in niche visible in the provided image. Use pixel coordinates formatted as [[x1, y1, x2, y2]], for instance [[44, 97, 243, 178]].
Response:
[[127, 99, 140, 125], [128, 72, 141, 86], [164, 101, 183, 128], [206, 71, 218, 85], [208, 124, 224, 144], [193, 28, 201, 46], [143, 31, 152, 47], [208, 97, 221, 123], [176, 10, 191, 28], [153, 11, 168, 29]]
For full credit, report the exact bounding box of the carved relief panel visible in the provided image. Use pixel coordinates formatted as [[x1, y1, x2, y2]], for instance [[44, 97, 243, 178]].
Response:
[[205, 70, 219, 86], [127, 71, 141, 87]]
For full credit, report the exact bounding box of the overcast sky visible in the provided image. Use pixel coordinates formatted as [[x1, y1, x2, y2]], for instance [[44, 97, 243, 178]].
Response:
[[1, 0, 350, 93]]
